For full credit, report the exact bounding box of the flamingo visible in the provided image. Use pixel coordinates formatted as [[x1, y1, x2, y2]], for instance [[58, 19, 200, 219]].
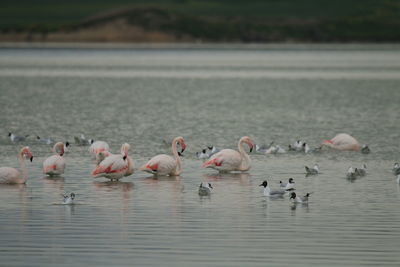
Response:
[[0, 147, 33, 184], [91, 143, 134, 181], [89, 140, 110, 158], [202, 136, 254, 172], [43, 142, 66, 176], [139, 136, 186, 176], [320, 133, 361, 151]]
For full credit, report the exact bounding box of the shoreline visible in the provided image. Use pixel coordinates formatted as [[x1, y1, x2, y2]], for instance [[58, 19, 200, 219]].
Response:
[[1, 42, 400, 50]]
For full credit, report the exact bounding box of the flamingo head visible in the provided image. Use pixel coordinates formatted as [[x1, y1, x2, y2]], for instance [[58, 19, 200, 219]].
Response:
[[54, 142, 65, 156], [21, 146, 33, 162], [241, 136, 254, 152], [120, 143, 130, 159], [175, 137, 186, 153]]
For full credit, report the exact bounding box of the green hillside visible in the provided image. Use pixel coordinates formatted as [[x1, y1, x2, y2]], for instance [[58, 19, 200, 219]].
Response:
[[1, 0, 400, 42]]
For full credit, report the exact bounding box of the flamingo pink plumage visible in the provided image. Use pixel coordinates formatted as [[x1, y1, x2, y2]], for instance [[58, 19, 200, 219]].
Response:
[[321, 133, 361, 151], [202, 136, 254, 172], [91, 143, 134, 181], [0, 147, 33, 184], [43, 142, 66, 176], [139, 136, 186, 176], [89, 141, 110, 158]]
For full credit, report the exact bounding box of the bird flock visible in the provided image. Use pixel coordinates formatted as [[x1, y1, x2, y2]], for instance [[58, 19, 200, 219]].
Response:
[[1, 132, 398, 205]]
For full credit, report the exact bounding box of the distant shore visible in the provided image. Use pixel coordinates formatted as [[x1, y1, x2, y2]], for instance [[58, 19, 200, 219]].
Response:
[[1, 42, 400, 50]]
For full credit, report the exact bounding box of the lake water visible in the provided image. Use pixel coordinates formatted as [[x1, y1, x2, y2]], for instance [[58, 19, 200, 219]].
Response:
[[0, 44, 400, 266]]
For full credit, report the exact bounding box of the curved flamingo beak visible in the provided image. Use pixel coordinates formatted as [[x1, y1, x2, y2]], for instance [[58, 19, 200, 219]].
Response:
[[248, 142, 254, 153], [28, 152, 33, 162], [181, 142, 186, 153]]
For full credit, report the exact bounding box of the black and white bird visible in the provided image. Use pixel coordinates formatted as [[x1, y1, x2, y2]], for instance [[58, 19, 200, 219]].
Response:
[[37, 136, 53, 145], [346, 167, 358, 179], [260, 180, 287, 197], [198, 182, 213, 196], [8, 132, 29, 142], [305, 164, 319, 175], [207, 146, 220, 157], [279, 178, 295, 191], [361, 145, 370, 154], [289, 192, 312, 203], [356, 164, 367, 177], [62, 193, 75, 205], [74, 134, 94, 146], [302, 143, 310, 153], [393, 163, 400, 175], [196, 149, 210, 160]]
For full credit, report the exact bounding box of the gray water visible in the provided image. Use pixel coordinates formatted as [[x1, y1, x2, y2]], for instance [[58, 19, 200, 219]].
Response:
[[0, 45, 400, 266]]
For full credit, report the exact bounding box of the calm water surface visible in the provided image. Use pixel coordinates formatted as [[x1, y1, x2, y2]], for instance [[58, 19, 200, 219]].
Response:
[[0, 45, 400, 266]]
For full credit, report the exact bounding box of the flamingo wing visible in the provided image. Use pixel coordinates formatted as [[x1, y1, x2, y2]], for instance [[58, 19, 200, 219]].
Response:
[[202, 149, 241, 170], [91, 155, 128, 176], [0, 167, 19, 183], [140, 154, 176, 175], [43, 155, 65, 174]]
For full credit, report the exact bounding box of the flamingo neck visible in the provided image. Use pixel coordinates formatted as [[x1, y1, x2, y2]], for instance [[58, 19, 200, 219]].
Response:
[[18, 152, 27, 182], [238, 140, 251, 171], [171, 139, 182, 175]]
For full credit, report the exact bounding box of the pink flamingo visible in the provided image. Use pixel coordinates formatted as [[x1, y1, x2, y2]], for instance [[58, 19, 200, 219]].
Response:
[[43, 142, 66, 176], [0, 147, 33, 184], [139, 136, 186, 176], [91, 143, 134, 181], [202, 136, 254, 172], [321, 133, 361, 151], [89, 141, 110, 158]]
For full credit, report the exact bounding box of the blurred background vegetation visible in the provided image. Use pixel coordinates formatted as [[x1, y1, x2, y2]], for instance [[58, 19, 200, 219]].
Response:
[[1, 0, 400, 42]]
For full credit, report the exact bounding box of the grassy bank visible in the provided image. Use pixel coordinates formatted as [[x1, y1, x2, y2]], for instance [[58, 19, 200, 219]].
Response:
[[1, 0, 400, 42]]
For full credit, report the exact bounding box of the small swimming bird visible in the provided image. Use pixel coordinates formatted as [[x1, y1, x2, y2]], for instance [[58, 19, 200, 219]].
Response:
[[305, 164, 319, 175], [0, 147, 33, 184], [43, 142, 66, 176], [254, 142, 274, 154], [203, 136, 254, 172], [279, 178, 295, 191], [321, 133, 361, 151], [64, 142, 70, 153], [302, 143, 310, 153], [140, 137, 185, 176], [392, 163, 400, 175], [62, 193, 75, 205], [259, 180, 287, 197], [294, 140, 304, 151], [356, 164, 367, 177], [290, 192, 312, 203], [207, 146, 220, 157], [198, 182, 213, 196], [196, 149, 210, 160], [346, 167, 358, 179], [8, 132, 29, 142], [74, 134, 94, 146], [361, 145, 370, 154], [37, 136, 53, 145]]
